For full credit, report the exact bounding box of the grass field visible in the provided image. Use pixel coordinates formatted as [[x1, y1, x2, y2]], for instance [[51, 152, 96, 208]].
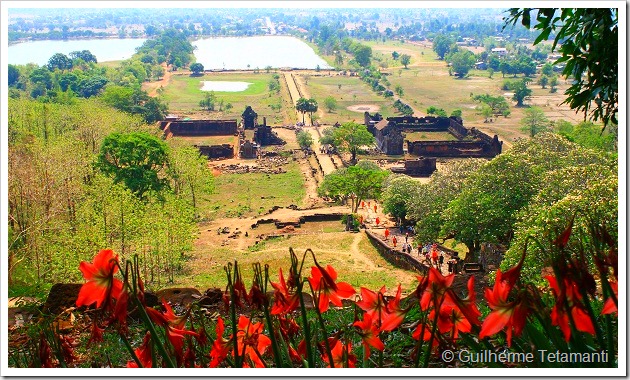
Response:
[[404, 131, 460, 141], [201, 161, 306, 219], [161, 72, 288, 124], [305, 75, 400, 124], [173, 135, 238, 146], [175, 224, 419, 294]]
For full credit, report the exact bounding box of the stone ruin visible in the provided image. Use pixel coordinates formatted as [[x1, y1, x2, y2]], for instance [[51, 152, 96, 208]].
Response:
[[364, 112, 503, 160], [253, 117, 285, 146], [390, 157, 437, 177], [160, 119, 238, 137], [160, 118, 238, 160], [242, 106, 258, 130], [240, 139, 259, 159]]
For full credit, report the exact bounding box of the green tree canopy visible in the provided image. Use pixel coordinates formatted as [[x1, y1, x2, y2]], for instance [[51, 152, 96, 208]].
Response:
[[318, 161, 389, 213], [520, 106, 551, 137], [97, 132, 170, 200], [190, 62, 204, 75], [323, 96, 337, 112], [381, 174, 417, 222], [512, 78, 532, 106], [400, 54, 411, 68], [331, 121, 375, 163], [449, 50, 475, 78], [296, 130, 314, 150], [505, 8, 618, 127]]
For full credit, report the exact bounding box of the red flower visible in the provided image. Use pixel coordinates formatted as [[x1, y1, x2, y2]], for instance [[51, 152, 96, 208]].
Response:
[[209, 317, 230, 368], [479, 268, 529, 346], [356, 286, 387, 323], [601, 281, 618, 316], [127, 332, 152, 368], [87, 320, 105, 347], [446, 276, 481, 327], [76, 249, 123, 309], [270, 268, 300, 315], [236, 315, 272, 368], [146, 299, 198, 366], [322, 339, 357, 368], [420, 267, 454, 311], [546, 275, 596, 341], [436, 305, 472, 340], [308, 263, 355, 313], [58, 334, 77, 365], [353, 313, 384, 358], [38, 334, 53, 368], [380, 284, 408, 332]]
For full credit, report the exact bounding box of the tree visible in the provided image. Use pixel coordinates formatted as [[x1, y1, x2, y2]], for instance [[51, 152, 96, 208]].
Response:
[[407, 159, 487, 245], [324, 96, 337, 112], [394, 85, 404, 97], [441, 133, 608, 261], [97, 132, 170, 200], [167, 141, 213, 212], [541, 62, 554, 77], [450, 109, 462, 118], [432, 34, 454, 60], [400, 54, 411, 68], [190, 62, 204, 75], [69, 50, 97, 64], [296, 130, 314, 150], [449, 50, 475, 78], [47, 53, 73, 71], [505, 8, 618, 127], [391, 51, 400, 60], [381, 174, 417, 222], [77, 75, 108, 98], [520, 106, 550, 137], [318, 161, 389, 213], [477, 104, 493, 122], [512, 78, 532, 106], [200, 91, 217, 111], [305, 98, 318, 125], [8, 64, 20, 87], [352, 44, 372, 67], [332, 122, 375, 164], [295, 97, 309, 124], [538, 74, 549, 89], [549, 75, 559, 93]]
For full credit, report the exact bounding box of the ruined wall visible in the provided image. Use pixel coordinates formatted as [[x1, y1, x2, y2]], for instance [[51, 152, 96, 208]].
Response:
[[391, 157, 437, 177], [406, 137, 502, 158], [196, 144, 234, 159], [365, 230, 428, 273], [163, 120, 238, 137]]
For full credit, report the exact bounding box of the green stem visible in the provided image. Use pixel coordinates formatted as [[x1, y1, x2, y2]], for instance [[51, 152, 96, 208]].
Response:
[[120, 333, 143, 368], [263, 305, 283, 367]]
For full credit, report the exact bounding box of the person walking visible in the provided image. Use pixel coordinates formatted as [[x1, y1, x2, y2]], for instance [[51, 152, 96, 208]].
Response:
[[392, 236, 397, 248], [384, 228, 390, 241], [438, 252, 444, 269]]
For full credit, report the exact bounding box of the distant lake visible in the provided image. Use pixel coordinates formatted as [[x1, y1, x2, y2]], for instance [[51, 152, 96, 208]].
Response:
[[8, 36, 332, 70], [8, 38, 147, 66], [193, 36, 332, 70]]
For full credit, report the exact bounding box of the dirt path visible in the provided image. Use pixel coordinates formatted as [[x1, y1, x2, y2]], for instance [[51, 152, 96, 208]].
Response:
[[144, 63, 173, 98], [306, 126, 337, 175]]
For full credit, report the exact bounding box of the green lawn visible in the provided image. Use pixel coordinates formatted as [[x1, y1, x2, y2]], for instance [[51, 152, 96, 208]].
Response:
[[161, 72, 288, 124], [404, 131, 460, 141], [306, 75, 400, 124], [200, 162, 306, 219]]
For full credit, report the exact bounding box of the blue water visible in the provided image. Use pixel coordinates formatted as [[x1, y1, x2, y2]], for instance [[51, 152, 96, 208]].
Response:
[[8, 35, 331, 70], [192, 36, 332, 70], [8, 38, 147, 66]]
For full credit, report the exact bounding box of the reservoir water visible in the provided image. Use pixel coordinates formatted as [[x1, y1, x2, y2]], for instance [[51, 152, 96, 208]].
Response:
[[8, 38, 147, 66], [192, 36, 331, 70], [8, 35, 331, 70]]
